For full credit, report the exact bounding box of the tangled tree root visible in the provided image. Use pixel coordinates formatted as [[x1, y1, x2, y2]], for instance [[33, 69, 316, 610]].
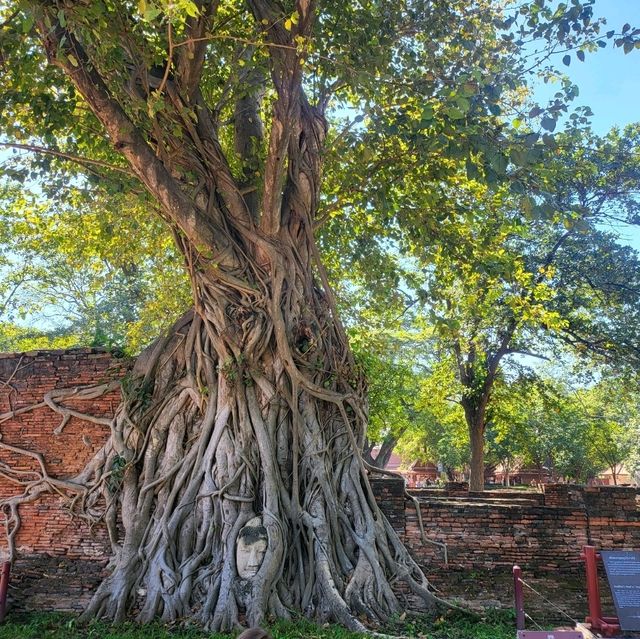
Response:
[[0, 304, 442, 631]]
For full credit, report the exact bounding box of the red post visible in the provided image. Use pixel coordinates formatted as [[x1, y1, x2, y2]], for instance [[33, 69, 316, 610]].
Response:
[[581, 545, 621, 636], [583, 545, 603, 629], [0, 561, 10, 623], [513, 564, 525, 630]]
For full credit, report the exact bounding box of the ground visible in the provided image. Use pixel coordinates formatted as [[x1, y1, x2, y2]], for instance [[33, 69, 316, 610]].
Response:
[[0, 613, 517, 639]]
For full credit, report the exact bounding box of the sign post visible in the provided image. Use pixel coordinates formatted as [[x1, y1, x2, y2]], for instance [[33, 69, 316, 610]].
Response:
[[581, 545, 620, 636], [514, 565, 525, 630], [600, 550, 640, 632]]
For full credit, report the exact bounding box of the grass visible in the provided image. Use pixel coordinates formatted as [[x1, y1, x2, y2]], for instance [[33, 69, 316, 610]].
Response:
[[0, 610, 517, 639]]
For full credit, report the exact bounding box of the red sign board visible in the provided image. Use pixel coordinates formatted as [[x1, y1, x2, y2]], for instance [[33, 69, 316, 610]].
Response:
[[517, 632, 583, 639]]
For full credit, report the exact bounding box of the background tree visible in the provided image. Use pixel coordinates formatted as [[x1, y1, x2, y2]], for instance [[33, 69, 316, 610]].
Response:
[[395, 358, 470, 480], [404, 124, 640, 491], [580, 378, 640, 484], [350, 327, 420, 469], [0, 182, 189, 350]]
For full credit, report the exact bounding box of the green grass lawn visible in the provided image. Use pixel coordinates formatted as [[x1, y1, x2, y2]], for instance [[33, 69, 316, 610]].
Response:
[[0, 610, 516, 639]]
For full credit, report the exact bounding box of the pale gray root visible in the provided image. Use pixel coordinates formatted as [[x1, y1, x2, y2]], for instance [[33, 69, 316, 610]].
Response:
[[5, 254, 436, 632], [0, 295, 441, 630]]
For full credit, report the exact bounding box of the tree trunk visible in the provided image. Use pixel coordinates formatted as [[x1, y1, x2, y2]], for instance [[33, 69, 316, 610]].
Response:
[[70, 230, 438, 630], [463, 394, 485, 492], [468, 420, 485, 492], [363, 436, 397, 469], [16, 3, 442, 630], [3, 226, 440, 631]]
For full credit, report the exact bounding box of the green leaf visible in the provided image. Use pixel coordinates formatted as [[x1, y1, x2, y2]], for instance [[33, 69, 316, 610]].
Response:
[[489, 151, 508, 175], [576, 50, 585, 62], [522, 196, 534, 217], [21, 14, 34, 33], [562, 54, 571, 66], [541, 116, 556, 132], [523, 132, 540, 147], [455, 97, 471, 113], [465, 158, 480, 180], [529, 106, 543, 118], [139, 1, 161, 21], [509, 147, 528, 167], [421, 105, 434, 121], [444, 106, 465, 120], [510, 180, 525, 195]]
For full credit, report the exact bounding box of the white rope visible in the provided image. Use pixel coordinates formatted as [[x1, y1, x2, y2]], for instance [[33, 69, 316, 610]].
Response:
[[518, 576, 579, 627], [525, 611, 544, 630]]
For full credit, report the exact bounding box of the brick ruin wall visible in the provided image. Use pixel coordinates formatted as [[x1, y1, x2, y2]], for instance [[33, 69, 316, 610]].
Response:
[[0, 349, 639, 613], [370, 479, 640, 576], [0, 349, 123, 612]]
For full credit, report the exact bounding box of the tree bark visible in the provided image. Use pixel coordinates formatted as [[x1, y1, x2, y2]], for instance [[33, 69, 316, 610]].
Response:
[[468, 418, 485, 492], [363, 435, 397, 469]]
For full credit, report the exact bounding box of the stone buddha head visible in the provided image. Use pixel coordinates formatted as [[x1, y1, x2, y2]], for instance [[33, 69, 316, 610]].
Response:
[[236, 516, 268, 579]]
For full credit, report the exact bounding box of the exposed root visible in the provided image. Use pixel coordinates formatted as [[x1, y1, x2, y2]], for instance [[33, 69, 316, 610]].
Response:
[[0, 382, 121, 560], [0, 40, 441, 628], [0, 297, 442, 630]]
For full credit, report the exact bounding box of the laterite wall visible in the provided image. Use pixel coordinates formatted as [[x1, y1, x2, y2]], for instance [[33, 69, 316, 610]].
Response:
[[1, 348, 639, 614]]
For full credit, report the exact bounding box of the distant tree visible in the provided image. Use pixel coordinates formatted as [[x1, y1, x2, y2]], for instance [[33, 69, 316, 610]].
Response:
[[395, 358, 470, 479], [580, 379, 640, 484], [415, 124, 640, 491], [350, 326, 420, 469]]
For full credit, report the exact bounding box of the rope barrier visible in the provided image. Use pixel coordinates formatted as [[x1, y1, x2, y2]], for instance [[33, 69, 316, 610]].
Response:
[[518, 576, 579, 627], [524, 612, 544, 630]]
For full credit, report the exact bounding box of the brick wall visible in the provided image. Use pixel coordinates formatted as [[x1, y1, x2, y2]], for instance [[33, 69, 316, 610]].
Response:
[[369, 477, 405, 534], [405, 496, 589, 573], [2, 349, 640, 614], [369, 478, 640, 576], [0, 348, 125, 611]]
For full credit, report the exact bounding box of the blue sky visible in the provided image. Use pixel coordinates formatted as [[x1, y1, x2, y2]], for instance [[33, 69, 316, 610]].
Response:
[[550, 1, 640, 135], [532, 1, 640, 249]]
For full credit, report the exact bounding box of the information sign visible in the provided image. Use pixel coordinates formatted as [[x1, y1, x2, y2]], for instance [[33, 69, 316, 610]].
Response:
[[600, 550, 640, 631]]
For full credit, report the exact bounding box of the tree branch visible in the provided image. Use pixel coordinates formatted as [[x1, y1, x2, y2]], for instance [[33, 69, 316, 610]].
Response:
[[36, 14, 219, 249], [503, 349, 550, 361], [176, 1, 220, 100], [0, 142, 136, 178]]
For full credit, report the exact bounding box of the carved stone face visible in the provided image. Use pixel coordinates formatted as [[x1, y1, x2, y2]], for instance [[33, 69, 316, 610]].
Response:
[[236, 516, 268, 579]]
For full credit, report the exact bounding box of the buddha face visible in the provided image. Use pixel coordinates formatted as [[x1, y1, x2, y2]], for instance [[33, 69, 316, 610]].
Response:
[[236, 516, 268, 579]]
